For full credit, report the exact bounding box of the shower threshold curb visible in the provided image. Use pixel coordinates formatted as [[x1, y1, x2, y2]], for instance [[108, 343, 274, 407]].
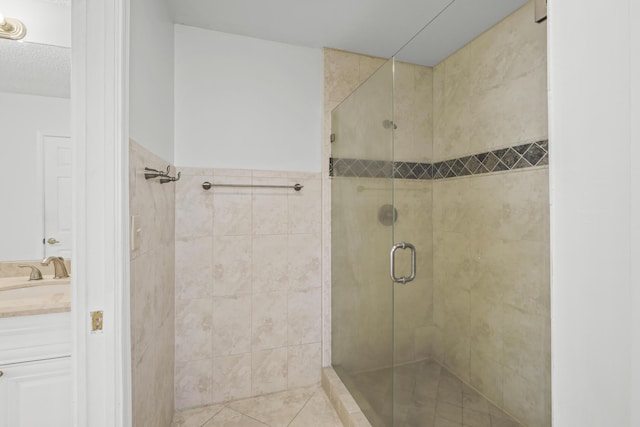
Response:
[[322, 367, 373, 427]]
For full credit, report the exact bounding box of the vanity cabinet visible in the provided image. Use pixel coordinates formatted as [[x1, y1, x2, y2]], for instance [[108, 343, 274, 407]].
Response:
[[0, 312, 71, 427], [0, 358, 72, 427]]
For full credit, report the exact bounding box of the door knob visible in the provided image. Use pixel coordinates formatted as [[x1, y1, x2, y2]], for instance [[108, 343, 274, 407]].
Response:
[[47, 237, 60, 245]]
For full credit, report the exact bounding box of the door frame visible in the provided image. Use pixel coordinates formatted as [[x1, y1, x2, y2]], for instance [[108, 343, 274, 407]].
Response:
[[71, 0, 131, 426]]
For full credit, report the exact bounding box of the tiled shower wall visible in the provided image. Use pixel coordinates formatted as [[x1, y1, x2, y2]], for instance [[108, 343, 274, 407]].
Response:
[[324, 1, 550, 427], [129, 140, 176, 427], [174, 167, 322, 410], [431, 3, 549, 427]]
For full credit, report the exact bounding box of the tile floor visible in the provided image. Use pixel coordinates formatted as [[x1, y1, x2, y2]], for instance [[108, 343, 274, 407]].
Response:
[[342, 360, 523, 427], [173, 360, 523, 427], [171, 385, 343, 427]]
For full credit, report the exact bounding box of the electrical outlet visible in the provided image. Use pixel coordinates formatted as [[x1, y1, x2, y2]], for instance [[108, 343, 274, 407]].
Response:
[[91, 311, 103, 332]]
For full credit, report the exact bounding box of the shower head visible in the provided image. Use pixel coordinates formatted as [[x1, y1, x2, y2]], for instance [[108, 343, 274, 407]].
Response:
[[382, 119, 397, 130]]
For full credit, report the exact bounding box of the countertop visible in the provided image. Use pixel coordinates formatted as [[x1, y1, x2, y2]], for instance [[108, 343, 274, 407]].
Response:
[[0, 276, 71, 318]]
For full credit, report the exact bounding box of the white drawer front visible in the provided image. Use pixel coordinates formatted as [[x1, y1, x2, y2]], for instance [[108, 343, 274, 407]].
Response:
[[0, 313, 71, 364]]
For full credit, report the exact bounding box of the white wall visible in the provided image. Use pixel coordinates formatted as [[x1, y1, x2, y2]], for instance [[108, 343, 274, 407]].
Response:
[[174, 25, 322, 172], [129, 0, 174, 162], [549, 0, 638, 425], [0, 92, 70, 261], [631, 1, 640, 424]]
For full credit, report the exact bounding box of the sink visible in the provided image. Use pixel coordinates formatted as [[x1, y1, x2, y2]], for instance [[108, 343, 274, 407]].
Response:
[[0, 276, 70, 292], [0, 276, 71, 317]]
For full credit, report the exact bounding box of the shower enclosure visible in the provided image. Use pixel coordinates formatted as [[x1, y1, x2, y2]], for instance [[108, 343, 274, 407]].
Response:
[[329, 2, 550, 426]]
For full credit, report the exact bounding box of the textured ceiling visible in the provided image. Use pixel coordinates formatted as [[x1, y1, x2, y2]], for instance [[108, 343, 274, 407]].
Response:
[[169, 0, 528, 66], [0, 40, 70, 98]]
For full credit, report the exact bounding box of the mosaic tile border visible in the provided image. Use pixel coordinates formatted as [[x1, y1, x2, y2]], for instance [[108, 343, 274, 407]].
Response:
[[329, 140, 548, 180]]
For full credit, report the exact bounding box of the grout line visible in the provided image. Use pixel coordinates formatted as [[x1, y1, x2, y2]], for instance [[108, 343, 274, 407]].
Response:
[[197, 404, 225, 427], [286, 388, 318, 427], [240, 411, 272, 427]]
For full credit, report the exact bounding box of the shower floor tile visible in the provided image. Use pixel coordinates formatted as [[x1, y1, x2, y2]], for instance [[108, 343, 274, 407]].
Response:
[[346, 360, 523, 427], [171, 385, 342, 427]]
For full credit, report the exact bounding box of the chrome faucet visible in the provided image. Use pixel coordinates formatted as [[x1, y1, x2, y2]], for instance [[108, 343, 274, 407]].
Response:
[[42, 256, 69, 279]]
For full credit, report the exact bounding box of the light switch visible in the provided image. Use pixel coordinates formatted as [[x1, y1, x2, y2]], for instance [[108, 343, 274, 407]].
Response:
[[131, 215, 142, 251]]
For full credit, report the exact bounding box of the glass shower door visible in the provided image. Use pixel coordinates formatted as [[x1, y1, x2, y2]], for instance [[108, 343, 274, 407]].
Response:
[[331, 59, 395, 427]]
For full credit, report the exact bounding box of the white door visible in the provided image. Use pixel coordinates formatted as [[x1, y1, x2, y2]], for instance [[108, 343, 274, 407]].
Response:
[[0, 357, 72, 427], [43, 135, 72, 258]]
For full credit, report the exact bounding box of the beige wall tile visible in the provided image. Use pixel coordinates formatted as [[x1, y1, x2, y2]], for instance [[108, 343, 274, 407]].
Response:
[[212, 295, 252, 357], [469, 354, 503, 408], [212, 235, 252, 296], [499, 239, 550, 316], [288, 178, 322, 234], [498, 169, 549, 242], [330, 60, 394, 161], [432, 0, 547, 159], [359, 55, 386, 84], [132, 345, 158, 427], [288, 234, 321, 289], [212, 178, 252, 236], [175, 297, 213, 362], [132, 252, 156, 364], [469, 294, 503, 364], [393, 62, 417, 162], [503, 366, 546, 427], [212, 353, 252, 403], [252, 347, 288, 395], [414, 326, 436, 360], [252, 198, 288, 235], [252, 291, 288, 350], [502, 304, 546, 380], [252, 177, 289, 235], [288, 343, 322, 388], [288, 288, 322, 345], [393, 328, 417, 365], [414, 65, 434, 162], [172, 405, 224, 427], [252, 235, 288, 293], [130, 141, 175, 425], [176, 164, 323, 407], [157, 245, 175, 321], [154, 313, 175, 427], [176, 359, 213, 410], [324, 49, 361, 103], [442, 334, 470, 384], [175, 178, 213, 239], [175, 236, 213, 300]]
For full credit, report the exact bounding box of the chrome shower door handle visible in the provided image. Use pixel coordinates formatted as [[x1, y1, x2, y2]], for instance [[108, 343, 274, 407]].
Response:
[[390, 242, 416, 284]]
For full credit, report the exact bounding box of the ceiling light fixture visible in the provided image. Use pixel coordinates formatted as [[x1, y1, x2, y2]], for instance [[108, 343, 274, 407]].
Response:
[[0, 13, 27, 40]]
